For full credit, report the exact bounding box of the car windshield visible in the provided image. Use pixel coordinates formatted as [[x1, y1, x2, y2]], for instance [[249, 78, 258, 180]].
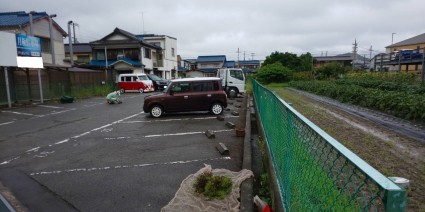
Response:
[[138, 75, 149, 80], [148, 74, 163, 81]]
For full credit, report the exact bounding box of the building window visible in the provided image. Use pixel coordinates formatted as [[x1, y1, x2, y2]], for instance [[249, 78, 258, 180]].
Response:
[[95, 50, 105, 60], [40, 37, 50, 53], [171, 48, 175, 57], [144, 48, 151, 59]]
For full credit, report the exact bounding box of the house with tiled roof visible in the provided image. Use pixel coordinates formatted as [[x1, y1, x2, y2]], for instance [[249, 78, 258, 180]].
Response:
[[314, 53, 370, 69], [185, 55, 226, 77], [89, 27, 167, 81], [238, 60, 260, 73], [0, 11, 68, 66], [64, 43, 92, 65]]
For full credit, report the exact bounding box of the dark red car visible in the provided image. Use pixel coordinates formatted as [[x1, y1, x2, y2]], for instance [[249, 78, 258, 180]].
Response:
[[143, 77, 227, 117]]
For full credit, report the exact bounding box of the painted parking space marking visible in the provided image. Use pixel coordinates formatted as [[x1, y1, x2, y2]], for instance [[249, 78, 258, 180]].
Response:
[[120, 116, 239, 124], [1, 110, 42, 117], [30, 156, 231, 176], [144, 129, 233, 138], [0, 111, 145, 166], [38, 105, 63, 109], [0, 121, 15, 126], [104, 137, 131, 140]]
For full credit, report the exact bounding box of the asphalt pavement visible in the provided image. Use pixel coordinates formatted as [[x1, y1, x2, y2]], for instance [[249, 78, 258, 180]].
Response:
[[0, 92, 244, 211]]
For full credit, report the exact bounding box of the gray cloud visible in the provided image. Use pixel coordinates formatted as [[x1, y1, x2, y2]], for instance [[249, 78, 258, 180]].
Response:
[[2, 0, 424, 60]]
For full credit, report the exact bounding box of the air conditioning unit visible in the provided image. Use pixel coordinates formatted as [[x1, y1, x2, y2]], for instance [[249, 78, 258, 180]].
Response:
[[117, 54, 124, 60]]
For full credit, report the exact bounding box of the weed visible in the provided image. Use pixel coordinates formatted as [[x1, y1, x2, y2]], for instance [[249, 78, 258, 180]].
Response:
[[193, 172, 232, 200]]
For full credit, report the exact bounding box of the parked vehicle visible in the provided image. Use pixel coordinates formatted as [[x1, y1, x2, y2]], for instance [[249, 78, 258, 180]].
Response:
[[217, 68, 245, 98], [143, 77, 227, 118], [118, 73, 154, 93], [393, 49, 423, 60], [147, 74, 170, 91]]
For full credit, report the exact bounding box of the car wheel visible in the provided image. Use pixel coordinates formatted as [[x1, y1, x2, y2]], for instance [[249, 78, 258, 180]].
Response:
[[120, 88, 125, 94], [210, 103, 223, 115], [139, 88, 144, 93], [150, 105, 163, 118], [228, 88, 238, 98]]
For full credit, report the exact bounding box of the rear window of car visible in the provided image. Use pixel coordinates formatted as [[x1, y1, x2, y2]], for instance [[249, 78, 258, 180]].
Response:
[[138, 75, 149, 80]]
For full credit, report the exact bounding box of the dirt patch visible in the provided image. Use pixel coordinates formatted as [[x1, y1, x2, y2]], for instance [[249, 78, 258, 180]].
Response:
[[271, 87, 425, 211]]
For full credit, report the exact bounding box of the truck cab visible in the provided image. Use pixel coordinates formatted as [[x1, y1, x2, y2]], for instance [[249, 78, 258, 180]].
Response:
[[217, 68, 245, 98]]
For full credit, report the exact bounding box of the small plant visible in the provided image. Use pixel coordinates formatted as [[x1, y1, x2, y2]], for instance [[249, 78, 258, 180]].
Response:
[[193, 172, 213, 194], [193, 172, 233, 200]]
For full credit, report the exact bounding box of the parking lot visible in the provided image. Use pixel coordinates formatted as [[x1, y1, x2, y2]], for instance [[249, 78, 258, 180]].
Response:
[[0, 92, 244, 211]]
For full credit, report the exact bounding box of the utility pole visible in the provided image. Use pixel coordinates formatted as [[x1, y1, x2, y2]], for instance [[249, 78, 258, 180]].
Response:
[[392, 33, 396, 44], [243, 51, 246, 61], [67, 21, 74, 66], [236, 48, 241, 67], [250, 53, 255, 60], [369, 45, 373, 60], [352, 39, 358, 70], [29, 11, 35, 36]]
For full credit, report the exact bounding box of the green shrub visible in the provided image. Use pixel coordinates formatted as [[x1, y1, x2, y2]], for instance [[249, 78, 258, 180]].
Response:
[[315, 62, 346, 80], [193, 172, 232, 200], [255, 62, 294, 84]]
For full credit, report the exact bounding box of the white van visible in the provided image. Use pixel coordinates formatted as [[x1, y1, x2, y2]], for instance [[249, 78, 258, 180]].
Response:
[[117, 73, 154, 93]]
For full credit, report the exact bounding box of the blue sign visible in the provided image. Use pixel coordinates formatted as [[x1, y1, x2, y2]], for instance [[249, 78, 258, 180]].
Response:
[[16, 34, 41, 57]]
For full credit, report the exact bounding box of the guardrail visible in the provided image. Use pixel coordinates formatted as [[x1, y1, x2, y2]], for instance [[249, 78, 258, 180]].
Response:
[[252, 80, 407, 211]]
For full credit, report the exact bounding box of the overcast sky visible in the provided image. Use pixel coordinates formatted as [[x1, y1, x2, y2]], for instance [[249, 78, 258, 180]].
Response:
[[2, 0, 425, 60]]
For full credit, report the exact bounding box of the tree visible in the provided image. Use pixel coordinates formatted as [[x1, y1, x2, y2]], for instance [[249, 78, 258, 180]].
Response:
[[255, 62, 294, 84], [315, 62, 346, 80], [264, 51, 313, 72]]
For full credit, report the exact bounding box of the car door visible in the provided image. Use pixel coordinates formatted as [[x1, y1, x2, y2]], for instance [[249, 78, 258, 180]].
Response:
[[190, 81, 213, 111], [163, 82, 192, 112]]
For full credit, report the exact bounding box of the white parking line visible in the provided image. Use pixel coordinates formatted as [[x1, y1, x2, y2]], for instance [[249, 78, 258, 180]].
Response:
[[121, 116, 239, 124], [0, 111, 145, 166], [144, 129, 233, 138], [29, 156, 231, 176], [0, 121, 14, 126], [38, 105, 63, 109], [0, 110, 42, 117]]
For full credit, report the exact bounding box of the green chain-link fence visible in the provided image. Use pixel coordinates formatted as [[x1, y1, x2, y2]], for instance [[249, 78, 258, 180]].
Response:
[[252, 80, 407, 211]]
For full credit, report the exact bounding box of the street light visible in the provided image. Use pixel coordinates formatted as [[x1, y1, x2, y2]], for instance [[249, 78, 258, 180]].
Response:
[[392, 33, 396, 45]]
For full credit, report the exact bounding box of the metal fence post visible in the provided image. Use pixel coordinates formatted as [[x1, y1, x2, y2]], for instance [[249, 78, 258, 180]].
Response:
[[385, 190, 407, 212], [4, 67, 12, 108]]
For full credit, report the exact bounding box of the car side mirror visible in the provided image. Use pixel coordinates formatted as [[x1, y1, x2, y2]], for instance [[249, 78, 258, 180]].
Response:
[[169, 90, 174, 95]]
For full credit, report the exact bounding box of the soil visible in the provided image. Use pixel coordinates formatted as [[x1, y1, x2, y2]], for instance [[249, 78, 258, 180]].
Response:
[[270, 87, 425, 211]]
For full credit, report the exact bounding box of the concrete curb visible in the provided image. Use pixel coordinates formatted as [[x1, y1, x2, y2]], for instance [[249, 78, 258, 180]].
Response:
[[240, 94, 254, 212]]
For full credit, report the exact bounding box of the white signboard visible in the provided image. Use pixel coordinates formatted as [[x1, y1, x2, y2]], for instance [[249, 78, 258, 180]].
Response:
[[0, 31, 43, 68], [0, 31, 18, 66]]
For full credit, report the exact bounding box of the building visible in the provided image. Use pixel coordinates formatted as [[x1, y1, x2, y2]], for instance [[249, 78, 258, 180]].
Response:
[[64, 43, 92, 65], [137, 34, 178, 79], [385, 33, 425, 72], [238, 60, 260, 73], [314, 53, 370, 69], [88, 27, 164, 81], [0, 11, 68, 67], [183, 55, 225, 77]]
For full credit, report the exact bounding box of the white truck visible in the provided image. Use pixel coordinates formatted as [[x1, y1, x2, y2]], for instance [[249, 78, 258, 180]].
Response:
[[217, 68, 245, 98]]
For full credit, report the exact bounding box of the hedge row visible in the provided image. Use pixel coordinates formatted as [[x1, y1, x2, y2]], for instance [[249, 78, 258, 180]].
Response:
[[289, 81, 425, 121]]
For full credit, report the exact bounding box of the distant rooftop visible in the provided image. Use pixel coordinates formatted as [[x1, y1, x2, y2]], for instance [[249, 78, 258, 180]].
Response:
[[0, 11, 47, 27], [197, 55, 226, 63]]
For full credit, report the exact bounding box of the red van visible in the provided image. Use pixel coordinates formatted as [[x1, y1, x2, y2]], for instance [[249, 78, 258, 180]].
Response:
[[118, 73, 154, 93]]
